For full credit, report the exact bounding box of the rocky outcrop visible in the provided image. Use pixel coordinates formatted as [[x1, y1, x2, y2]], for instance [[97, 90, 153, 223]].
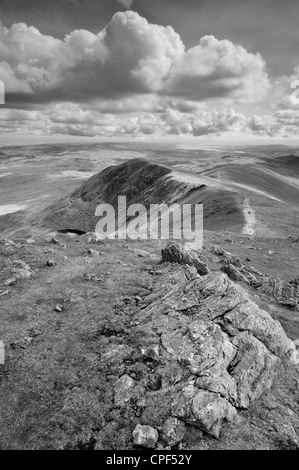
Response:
[[210, 245, 299, 309], [126, 245, 299, 443]]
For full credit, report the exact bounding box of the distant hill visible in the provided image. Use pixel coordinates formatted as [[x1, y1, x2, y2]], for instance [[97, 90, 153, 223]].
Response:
[[266, 154, 299, 177], [34, 158, 244, 234]]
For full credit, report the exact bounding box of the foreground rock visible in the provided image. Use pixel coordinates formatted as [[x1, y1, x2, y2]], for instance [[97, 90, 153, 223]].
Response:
[[124, 246, 299, 443], [161, 242, 210, 275], [210, 245, 299, 309], [173, 386, 237, 438], [1, 236, 299, 450]]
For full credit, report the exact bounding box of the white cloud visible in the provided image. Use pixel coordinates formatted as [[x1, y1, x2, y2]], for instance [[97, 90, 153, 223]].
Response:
[[1, 11, 298, 140], [0, 12, 269, 106], [166, 35, 270, 102]]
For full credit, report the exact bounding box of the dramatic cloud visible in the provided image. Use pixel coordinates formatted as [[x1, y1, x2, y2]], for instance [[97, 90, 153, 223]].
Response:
[[1, 10, 298, 140], [0, 12, 269, 106], [166, 35, 270, 102]]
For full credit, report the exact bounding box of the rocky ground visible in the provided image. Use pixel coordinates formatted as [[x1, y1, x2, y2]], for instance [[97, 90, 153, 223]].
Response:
[[1, 231, 299, 450]]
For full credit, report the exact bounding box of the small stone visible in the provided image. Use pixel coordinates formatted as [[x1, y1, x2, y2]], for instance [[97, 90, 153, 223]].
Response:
[[49, 237, 65, 247], [47, 259, 55, 266], [54, 304, 63, 312], [0, 290, 9, 297], [132, 424, 158, 448], [136, 250, 150, 258], [114, 374, 135, 406], [5, 278, 16, 286], [88, 248, 100, 256]]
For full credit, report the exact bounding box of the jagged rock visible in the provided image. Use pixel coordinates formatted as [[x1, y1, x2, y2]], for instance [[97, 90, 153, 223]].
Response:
[[47, 259, 55, 266], [132, 424, 159, 448], [195, 363, 238, 403], [136, 247, 299, 440], [49, 237, 65, 247], [195, 272, 231, 298], [230, 332, 279, 408], [161, 242, 210, 275], [221, 264, 250, 284], [162, 417, 186, 447], [161, 330, 194, 364], [259, 278, 299, 306], [187, 320, 236, 373], [114, 374, 135, 406], [210, 246, 226, 256], [173, 385, 237, 438], [221, 299, 295, 358]]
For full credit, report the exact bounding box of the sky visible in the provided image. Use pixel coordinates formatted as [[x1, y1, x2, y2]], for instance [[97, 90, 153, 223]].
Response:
[[0, 0, 298, 144]]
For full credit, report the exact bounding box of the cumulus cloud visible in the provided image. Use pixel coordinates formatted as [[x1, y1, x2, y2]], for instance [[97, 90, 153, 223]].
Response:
[[166, 35, 270, 102], [0, 101, 251, 138], [0, 11, 270, 106], [2, 10, 298, 140]]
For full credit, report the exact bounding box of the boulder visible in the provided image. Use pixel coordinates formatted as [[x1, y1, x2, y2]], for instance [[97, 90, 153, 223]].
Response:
[[161, 242, 210, 275]]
